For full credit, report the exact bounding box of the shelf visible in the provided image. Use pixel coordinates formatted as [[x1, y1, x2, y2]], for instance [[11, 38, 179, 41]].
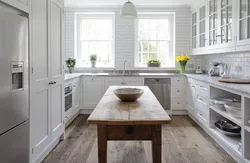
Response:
[[245, 126, 250, 133], [210, 127, 242, 156], [210, 105, 242, 126]]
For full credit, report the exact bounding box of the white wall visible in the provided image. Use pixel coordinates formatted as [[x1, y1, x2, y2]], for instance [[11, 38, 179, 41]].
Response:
[[65, 7, 191, 70]]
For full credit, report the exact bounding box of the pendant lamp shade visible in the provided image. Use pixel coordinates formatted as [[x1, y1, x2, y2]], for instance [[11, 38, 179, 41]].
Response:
[[120, 1, 137, 19]]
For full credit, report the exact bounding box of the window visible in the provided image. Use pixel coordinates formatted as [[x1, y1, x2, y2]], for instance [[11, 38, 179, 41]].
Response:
[[75, 12, 114, 67], [135, 13, 175, 68]]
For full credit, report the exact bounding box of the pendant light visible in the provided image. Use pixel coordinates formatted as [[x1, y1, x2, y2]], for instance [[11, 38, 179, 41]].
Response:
[[120, 0, 137, 19]]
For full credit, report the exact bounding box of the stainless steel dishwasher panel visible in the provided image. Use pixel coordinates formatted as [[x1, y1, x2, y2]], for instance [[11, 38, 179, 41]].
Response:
[[144, 78, 171, 110]]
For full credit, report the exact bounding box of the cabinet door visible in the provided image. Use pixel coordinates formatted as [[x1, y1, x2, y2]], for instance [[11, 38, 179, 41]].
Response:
[[49, 0, 64, 141], [73, 80, 81, 112], [1, 0, 29, 13], [208, 0, 219, 48], [186, 81, 197, 115], [124, 77, 143, 86], [199, 5, 206, 48], [236, 0, 250, 49], [218, 0, 236, 49], [192, 12, 198, 49], [30, 0, 50, 161], [105, 78, 123, 91], [83, 77, 105, 109]]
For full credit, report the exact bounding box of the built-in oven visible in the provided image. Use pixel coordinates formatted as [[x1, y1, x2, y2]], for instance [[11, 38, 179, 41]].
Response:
[[65, 84, 73, 113]]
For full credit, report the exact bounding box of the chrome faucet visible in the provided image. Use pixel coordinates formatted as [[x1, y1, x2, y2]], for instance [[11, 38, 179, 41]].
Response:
[[123, 60, 128, 75]]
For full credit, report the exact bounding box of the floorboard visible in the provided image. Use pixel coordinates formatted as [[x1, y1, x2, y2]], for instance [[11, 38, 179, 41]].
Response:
[[43, 115, 236, 163]]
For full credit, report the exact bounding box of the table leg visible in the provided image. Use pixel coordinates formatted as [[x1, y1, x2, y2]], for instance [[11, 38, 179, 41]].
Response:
[[152, 125, 162, 163], [97, 125, 107, 163]]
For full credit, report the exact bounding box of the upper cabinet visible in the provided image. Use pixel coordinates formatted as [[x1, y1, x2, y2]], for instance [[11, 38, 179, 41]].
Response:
[[191, 0, 250, 55], [1, 0, 29, 13], [236, 0, 250, 51]]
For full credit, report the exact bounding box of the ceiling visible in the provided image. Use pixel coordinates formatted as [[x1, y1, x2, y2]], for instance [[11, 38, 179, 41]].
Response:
[[64, 0, 200, 7]]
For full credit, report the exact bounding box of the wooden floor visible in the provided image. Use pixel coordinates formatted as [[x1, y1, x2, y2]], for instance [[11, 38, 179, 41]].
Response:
[[43, 115, 236, 163]]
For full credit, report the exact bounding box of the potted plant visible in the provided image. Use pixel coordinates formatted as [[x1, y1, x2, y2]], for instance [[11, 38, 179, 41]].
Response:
[[147, 60, 161, 67], [66, 57, 76, 73], [90, 54, 97, 67], [176, 55, 190, 73]]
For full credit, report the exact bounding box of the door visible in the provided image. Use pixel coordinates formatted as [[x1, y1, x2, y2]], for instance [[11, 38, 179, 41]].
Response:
[[49, 0, 64, 141], [30, 0, 51, 160], [186, 81, 197, 115], [83, 77, 105, 109]]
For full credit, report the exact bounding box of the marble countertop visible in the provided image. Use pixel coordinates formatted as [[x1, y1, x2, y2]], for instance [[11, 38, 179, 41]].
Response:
[[185, 74, 250, 96], [64, 72, 184, 81]]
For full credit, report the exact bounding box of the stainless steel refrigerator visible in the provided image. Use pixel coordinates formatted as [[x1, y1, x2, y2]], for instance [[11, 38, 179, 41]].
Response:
[[0, 7, 29, 163]]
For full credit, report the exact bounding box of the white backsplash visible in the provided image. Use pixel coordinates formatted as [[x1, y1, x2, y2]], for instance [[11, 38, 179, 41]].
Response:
[[191, 52, 250, 78]]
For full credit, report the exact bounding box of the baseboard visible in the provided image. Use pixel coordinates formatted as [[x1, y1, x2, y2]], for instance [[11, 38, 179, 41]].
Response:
[[79, 109, 93, 114], [170, 110, 188, 115], [32, 136, 62, 163], [188, 113, 246, 163]]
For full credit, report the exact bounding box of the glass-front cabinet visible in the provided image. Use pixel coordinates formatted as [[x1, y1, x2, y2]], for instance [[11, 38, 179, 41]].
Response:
[[236, 0, 250, 48], [208, 0, 218, 47], [199, 6, 206, 48], [192, 12, 197, 49], [191, 0, 250, 54]]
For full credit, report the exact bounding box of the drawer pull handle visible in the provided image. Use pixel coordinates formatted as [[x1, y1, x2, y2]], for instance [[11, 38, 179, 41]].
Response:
[[177, 90, 180, 92], [177, 102, 180, 104], [125, 127, 134, 134]]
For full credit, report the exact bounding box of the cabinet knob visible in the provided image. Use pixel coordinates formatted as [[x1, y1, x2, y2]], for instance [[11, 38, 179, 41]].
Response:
[[49, 82, 53, 85], [53, 81, 56, 84]]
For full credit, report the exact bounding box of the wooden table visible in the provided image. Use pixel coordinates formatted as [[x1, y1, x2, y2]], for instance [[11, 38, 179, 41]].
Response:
[[88, 86, 171, 163]]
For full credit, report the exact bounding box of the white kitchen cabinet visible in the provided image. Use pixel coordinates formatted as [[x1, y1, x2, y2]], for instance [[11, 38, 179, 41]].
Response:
[[30, 0, 64, 162], [83, 77, 105, 109], [105, 77, 123, 91], [171, 77, 186, 111], [192, 12, 198, 49], [123, 77, 143, 86], [73, 79, 81, 114], [236, 0, 250, 51], [186, 79, 197, 116], [1, 0, 29, 13]]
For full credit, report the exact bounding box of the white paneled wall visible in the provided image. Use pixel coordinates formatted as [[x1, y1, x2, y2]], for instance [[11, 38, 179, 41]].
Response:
[[65, 7, 191, 70]]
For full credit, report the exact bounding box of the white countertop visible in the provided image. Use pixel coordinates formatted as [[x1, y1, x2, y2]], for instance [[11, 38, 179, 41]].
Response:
[[64, 72, 184, 81], [185, 74, 250, 96]]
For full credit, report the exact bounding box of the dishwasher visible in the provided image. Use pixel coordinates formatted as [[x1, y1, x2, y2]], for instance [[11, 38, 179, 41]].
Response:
[[144, 78, 171, 110]]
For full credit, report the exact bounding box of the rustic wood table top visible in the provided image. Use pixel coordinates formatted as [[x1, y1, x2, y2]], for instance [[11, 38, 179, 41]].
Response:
[[88, 86, 171, 125]]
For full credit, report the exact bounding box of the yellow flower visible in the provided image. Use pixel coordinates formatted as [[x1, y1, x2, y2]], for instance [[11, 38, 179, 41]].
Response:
[[176, 55, 190, 62]]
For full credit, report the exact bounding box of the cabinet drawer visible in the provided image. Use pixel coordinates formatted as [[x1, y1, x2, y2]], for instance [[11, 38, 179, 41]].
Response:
[[196, 81, 209, 98], [197, 109, 208, 125], [171, 77, 185, 86], [172, 87, 185, 97], [196, 95, 209, 115], [171, 98, 185, 110]]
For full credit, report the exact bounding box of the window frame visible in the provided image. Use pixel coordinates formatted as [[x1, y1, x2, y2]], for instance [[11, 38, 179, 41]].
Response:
[[134, 12, 175, 68], [75, 12, 115, 68]]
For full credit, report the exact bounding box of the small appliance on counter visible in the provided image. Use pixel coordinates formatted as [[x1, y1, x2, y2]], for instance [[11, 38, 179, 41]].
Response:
[[208, 62, 221, 76], [195, 65, 203, 74]]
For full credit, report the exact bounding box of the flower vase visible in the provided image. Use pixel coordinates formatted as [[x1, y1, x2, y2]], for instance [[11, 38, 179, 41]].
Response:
[[91, 60, 96, 67], [180, 64, 186, 73], [69, 67, 74, 73]]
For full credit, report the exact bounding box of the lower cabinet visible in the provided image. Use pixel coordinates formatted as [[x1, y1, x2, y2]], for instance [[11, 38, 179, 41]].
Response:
[[186, 78, 197, 116], [83, 77, 105, 109]]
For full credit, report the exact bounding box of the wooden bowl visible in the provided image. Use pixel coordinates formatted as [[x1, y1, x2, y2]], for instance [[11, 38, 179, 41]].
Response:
[[114, 88, 144, 102]]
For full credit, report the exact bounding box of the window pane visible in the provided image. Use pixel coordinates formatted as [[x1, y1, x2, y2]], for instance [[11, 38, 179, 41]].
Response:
[[227, 5, 232, 24], [221, 0, 227, 8], [228, 23, 232, 42], [81, 19, 112, 40], [221, 26, 227, 43], [199, 20, 205, 34], [221, 8, 227, 26], [199, 34, 206, 47], [240, 19, 247, 40], [248, 18, 250, 38], [192, 37, 196, 48], [81, 41, 111, 64], [192, 25, 197, 37], [138, 42, 149, 53], [240, 0, 247, 18], [192, 13, 197, 25]]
